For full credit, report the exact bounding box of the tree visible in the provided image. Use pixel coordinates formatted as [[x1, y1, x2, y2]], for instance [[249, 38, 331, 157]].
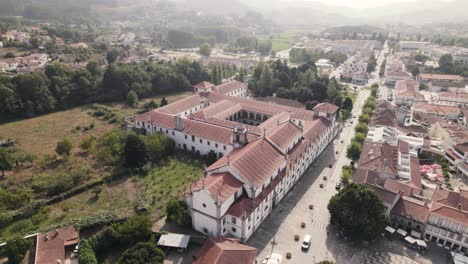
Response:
[[328, 183, 387, 241], [144, 133, 174, 164], [93, 187, 102, 198], [342, 97, 353, 111], [116, 215, 152, 243], [327, 77, 338, 100], [0, 148, 14, 176], [439, 54, 453, 74], [160, 97, 168, 107], [199, 42, 212, 57], [124, 134, 147, 168], [96, 130, 126, 164], [346, 140, 362, 161], [166, 200, 191, 226], [126, 90, 139, 107], [354, 132, 366, 144], [4, 235, 33, 264], [106, 48, 121, 64], [119, 242, 165, 264], [419, 83, 428, 91], [78, 239, 98, 264], [55, 138, 73, 156]]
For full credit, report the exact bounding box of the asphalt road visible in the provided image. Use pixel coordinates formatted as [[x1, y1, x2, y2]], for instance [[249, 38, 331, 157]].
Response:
[[247, 88, 371, 263]]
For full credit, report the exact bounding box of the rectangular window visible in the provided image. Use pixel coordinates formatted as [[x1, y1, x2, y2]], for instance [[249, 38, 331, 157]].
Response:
[[231, 227, 237, 233], [172, 131, 175, 136], [215, 143, 218, 148], [185, 135, 187, 139], [166, 130, 168, 134], [159, 128, 162, 132], [208, 141, 211, 146], [223, 145, 227, 150], [200, 139, 203, 143], [231, 217, 237, 224], [192, 135, 195, 142]]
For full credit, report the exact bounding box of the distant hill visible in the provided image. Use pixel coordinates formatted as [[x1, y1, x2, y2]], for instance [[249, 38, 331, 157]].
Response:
[[325, 25, 385, 34], [175, 0, 252, 15]]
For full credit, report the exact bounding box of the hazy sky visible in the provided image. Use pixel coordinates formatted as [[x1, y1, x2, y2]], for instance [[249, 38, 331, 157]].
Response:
[[284, 0, 454, 8]]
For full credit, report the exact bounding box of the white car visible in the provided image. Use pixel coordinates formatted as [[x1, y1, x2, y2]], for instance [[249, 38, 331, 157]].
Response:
[[301, 234, 311, 250]]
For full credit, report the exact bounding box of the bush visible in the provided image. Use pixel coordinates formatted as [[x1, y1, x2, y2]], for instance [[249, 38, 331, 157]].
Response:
[[119, 242, 165, 264], [4, 235, 33, 264], [78, 239, 98, 264], [56, 138, 73, 156], [166, 200, 191, 226]]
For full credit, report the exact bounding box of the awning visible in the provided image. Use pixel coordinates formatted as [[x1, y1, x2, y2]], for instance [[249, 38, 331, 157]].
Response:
[[411, 230, 422, 239], [404, 236, 416, 244], [385, 226, 396, 234], [397, 229, 407, 237], [416, 239, 427, 248], [157, 233, 190, 249]]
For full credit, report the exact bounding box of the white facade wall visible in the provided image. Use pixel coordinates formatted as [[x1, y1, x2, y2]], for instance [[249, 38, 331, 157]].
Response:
[[135, 122, 234, 157], [424, 214, 468, 253]]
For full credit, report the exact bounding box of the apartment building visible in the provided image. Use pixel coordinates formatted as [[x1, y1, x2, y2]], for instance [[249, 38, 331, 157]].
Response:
[[395, 80, 426, 107]]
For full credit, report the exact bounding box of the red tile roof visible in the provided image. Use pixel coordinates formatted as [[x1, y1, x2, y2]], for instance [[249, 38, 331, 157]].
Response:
[[194, 237, 256, 264], [35, 228, 79, 264], [208, 139, 285, 188], [313, 102, 339, 113], [454, 142, 468, 154], [194, 81, 215, 90], [255, 96, 305, 108], [369, 185, 398, 205], [420, 73, 464, 81], [430, 202, 468, 225], [215, 80, 245, 95], [384, 179, 415, 196], [266, 121, 302, 154], [358, 142, 399, 175], [413, 103, 460, 116], [156, 94, 205, 115], [391, 196, 430, 224], [190, 172, 243, 203]]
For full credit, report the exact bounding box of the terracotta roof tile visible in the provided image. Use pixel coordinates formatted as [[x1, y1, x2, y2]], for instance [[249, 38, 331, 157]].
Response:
[[194, 237, 256, 264], [191, 172, 243, 203], [215, 80, 245, 95], [35, 228, 79, 264], [413, 103, 460, 116], [420, 73, 464, 81], [391, 196, 430, 224], [266, 121, 302, 154], [313, 102, 339, 113]]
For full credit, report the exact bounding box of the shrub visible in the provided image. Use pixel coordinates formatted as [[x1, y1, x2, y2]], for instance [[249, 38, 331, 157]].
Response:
[[55, 138, 73, 156], [78, 239, 98, 264], [166, 200, 191, 226], [4, 235, 33, 264], [119, 242, 165, 264]]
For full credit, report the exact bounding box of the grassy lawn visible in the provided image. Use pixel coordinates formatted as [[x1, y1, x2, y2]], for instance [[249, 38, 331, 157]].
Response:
[[0, 91, 192, 156]]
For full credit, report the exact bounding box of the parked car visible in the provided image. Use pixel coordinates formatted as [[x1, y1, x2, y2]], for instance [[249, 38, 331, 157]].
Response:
[[301, 235, 311, 250], [335, 183, 341, 190]]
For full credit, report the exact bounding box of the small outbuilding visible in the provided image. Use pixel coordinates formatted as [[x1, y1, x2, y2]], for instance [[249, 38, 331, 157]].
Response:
[[157, 233, 191, 251]]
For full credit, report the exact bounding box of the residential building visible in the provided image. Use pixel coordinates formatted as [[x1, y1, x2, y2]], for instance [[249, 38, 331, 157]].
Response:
[[315, 59, 334, 71], [194, 237, 257, 264], [395, 80, 426, 107], [413, 103, 460, 121], [419, 74, 465, 89], [390, 196, 430, 235], [445, 142, 468, 183], [400, 41, 428, 51], [436, 92, 468, 107], [424, 188, 468, 254]]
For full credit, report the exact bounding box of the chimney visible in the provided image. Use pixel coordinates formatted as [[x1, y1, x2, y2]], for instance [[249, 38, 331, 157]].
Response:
[[174, 115, 184, 131]]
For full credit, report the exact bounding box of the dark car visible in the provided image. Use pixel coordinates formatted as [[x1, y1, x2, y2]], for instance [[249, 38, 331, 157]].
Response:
[[335, 183, 341, 190]]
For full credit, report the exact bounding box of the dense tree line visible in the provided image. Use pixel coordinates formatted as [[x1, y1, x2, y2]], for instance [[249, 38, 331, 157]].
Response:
[[0, 59, 209, 118], [289, 48, 348, 65], [250, 59, 349, 106]]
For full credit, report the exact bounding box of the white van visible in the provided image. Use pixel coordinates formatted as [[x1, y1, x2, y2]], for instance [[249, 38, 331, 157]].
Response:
[[301, 235, 311, 250]]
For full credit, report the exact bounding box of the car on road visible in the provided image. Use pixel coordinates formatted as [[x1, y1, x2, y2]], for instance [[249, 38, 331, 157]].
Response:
[[301, 235, 311, 250], [335, 183, 341, 190]]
